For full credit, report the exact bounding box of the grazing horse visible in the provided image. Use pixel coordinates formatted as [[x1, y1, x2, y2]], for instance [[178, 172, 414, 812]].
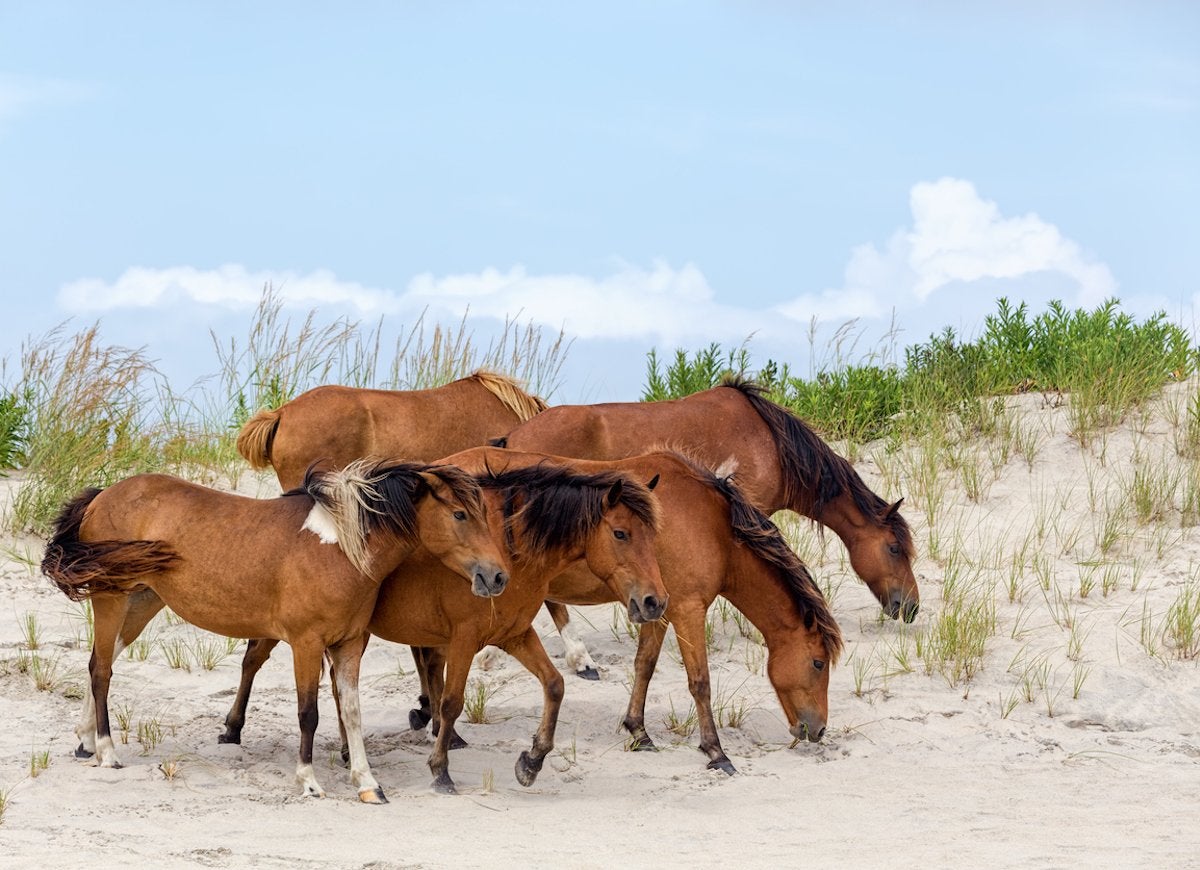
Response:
[[413, 450, 843, 774], [236, 370, 547, 490], [41, 461, 504, 803], [497, 374, 914, 677], [220, 449, 668, 794]]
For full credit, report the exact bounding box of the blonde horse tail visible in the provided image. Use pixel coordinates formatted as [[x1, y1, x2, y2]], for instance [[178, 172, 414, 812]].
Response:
[[470, 370, 549, 422], [236, 408, 283, 469], [41, 489, 179, 601]]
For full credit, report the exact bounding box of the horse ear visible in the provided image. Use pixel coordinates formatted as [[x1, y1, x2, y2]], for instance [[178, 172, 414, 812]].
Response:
[[415, 471, 441, 496], [605, 478, 624, 508], [646, 474, 660, 491], [884, 498, 904, 519]]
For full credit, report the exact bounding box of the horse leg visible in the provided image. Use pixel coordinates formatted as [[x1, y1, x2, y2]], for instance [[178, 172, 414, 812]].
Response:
[[74, 590, 162, 758], [418, 647, 468, 750], [427, 640, 474, 794], [674, 605, 736, 774], [219, 637, 281, 744], [330, 634, 371, 765], [407, 645, 434, 732], [622, 618, 668, 753], [291, 641, 327, 798], [328, 635, 386, 804], [501, 628, 565, 787], [547, 601, 600, 680], [86, 594, 132, 769]]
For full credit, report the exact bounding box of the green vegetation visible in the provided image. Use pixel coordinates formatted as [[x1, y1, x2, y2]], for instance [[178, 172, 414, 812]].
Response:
[[641, 297, 1196, 450], [0, 285, 567, 534]]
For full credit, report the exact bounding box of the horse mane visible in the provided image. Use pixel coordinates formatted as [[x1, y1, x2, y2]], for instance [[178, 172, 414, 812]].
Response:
[[478, 463, 658, 563], [719, 374, 913, 559], [41, 488, 180, 601], [467, 370, 548, 422], [300, 459, 484, 575], [661, 450, 843, 664]]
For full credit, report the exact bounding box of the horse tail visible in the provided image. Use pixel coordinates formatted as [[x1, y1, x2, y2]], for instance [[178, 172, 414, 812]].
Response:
[[41, 488, 179, 602], [470, 370, 549, 422], [236, 408, 283, 470]]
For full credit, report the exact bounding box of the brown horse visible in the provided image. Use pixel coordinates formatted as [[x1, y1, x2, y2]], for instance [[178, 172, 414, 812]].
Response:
[[220, 448, 668, 794], [41, 461, 505, 803], [237, 370, 547, 489], [413, 450, 844, 774], [497, 374, 915, 676]]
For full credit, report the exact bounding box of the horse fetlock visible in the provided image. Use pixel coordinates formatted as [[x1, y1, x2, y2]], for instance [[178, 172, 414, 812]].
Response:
[[296, 763, 326, 798]]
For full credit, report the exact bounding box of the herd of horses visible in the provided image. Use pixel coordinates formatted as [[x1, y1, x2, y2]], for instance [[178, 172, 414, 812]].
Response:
[[41, 370, 919, 803]]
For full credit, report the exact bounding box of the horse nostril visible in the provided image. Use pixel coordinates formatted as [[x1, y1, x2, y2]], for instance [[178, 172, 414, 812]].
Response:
[[642, 595, 660, 614], [815, 726, 826, 741]]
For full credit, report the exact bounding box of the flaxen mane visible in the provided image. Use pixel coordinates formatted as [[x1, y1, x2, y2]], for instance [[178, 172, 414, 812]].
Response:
[[720, 374, 913, 559], [479, 464, 658, 562], [298, 459, 485, 575], [41, 489, 180, 601], [468, 370, 549, 422]]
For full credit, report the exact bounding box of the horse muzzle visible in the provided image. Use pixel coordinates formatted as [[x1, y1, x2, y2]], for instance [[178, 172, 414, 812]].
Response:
[[627, 592, 667, 624], [885, 589, 919, 623], [470, 564, 508, 598], [789, 716, 826, 744]]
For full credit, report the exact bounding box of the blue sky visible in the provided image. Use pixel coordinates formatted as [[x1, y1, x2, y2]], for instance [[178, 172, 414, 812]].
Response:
[[1, 2, 1197, 401]]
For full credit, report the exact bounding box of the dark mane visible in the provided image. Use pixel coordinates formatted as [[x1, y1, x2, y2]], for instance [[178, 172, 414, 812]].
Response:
[[477, 463, 658, 561], [667, 450, 843, 664], [719, 374, 913, 559]]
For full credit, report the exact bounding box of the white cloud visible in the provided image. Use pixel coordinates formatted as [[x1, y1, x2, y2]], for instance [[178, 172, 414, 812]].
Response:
[[777, 177, 1118, 325], [58, 260, 764, 345]]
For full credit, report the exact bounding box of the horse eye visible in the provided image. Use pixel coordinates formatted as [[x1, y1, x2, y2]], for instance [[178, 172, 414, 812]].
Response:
[[613, 529, 628, 541], [813, 660, 826, 671], [888, 543, 901, 556], [453, 510, 467, 521]]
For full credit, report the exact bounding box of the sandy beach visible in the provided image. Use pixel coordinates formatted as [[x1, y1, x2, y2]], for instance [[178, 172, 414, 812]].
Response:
[[1, 387, 1198, 869]]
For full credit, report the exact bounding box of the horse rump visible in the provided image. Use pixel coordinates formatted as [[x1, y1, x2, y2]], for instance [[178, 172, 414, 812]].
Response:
[[41, 487, 179, 601]]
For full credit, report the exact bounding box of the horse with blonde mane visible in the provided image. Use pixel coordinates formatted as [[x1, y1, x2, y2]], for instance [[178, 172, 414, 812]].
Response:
[[42, 460, 504, 803], [237, 370, 547, 489]]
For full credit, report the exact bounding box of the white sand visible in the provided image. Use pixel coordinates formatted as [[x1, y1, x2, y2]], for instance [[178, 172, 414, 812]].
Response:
[[1, 389, 1198, 869]]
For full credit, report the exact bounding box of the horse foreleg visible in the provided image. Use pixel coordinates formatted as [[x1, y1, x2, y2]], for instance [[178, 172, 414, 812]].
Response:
[[622, 618, 668, 752], [674, 605, 736, 775], [547, 600, 600, 680], [501, 628, 565, 787], [328, 634, 386, 804], [87, 594, 133, 769], [291, 642, 326, 798], [219, 637, 281, 744], [427, 640, 474, 794]]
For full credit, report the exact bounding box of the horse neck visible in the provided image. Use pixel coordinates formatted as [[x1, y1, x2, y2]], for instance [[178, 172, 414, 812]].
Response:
[[721, 545, 807, 644], [793, 490, 869, 551], [369, 535, 421, 584]]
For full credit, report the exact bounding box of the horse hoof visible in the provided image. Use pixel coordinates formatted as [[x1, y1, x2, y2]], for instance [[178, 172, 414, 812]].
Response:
[[358, 787, 388, 805], [409, 709, 431, 731], [448, 733, 469, 751], [431, 776, 457, 795], [576, 666, 600, 681], [630, 736, 657, 752], [707, 759, 737, 775], [514, 750, 542, 787], [302, 784, 326, 799], [217, 731, 241, 745], [74, 743, 94, 759]]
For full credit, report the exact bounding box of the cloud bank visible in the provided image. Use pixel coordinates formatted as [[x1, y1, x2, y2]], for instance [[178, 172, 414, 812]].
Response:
[[58, 178, 1119, 346]]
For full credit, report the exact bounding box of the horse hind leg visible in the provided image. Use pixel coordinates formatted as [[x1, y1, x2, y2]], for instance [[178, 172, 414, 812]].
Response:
[[548, 601, 600, 680], [219, 637, 281, 744], [85, 595, 134, 769]]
